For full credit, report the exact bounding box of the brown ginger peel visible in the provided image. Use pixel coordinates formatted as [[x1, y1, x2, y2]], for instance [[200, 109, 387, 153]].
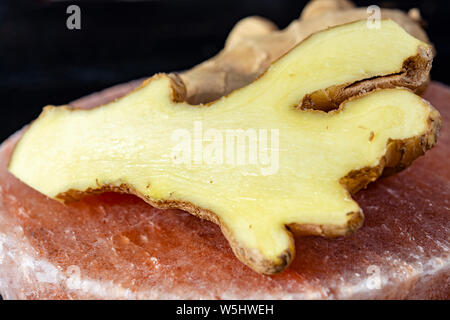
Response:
[[9, 21, 440, 274]]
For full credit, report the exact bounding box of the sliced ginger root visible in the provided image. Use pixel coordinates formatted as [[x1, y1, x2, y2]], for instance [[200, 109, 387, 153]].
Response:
[[9, 20, 441, 274], [180, 0, 430, 104]]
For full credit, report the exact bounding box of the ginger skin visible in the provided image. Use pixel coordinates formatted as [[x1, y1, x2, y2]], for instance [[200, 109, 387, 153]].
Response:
[[179, 0, 430, 104]]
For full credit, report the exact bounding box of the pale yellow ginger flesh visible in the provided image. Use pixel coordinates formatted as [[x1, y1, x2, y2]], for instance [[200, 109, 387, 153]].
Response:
[[9, 20, 438, 274]]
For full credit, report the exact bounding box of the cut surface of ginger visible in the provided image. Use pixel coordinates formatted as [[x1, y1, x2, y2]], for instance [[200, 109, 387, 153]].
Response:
[[9, 20, 439, 274]]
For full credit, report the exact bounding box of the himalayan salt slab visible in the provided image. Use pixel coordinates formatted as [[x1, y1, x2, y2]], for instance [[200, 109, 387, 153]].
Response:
[[0, 81, 448, 300]]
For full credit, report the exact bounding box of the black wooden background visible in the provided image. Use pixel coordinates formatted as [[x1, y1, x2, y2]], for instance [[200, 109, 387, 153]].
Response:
[[0, 0, 449, 142]]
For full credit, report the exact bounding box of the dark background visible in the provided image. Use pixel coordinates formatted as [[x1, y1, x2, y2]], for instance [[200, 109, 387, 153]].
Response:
[[0, 0, 449, 142]]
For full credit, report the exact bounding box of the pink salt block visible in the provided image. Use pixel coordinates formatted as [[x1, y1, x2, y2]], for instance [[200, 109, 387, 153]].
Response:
[[0, 82, 448, 299]]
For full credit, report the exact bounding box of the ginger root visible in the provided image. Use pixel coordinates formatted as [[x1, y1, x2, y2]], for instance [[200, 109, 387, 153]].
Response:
[[300, 0, 355, 19], [179, 0, 430, 104], [9, 21, 440, 274]]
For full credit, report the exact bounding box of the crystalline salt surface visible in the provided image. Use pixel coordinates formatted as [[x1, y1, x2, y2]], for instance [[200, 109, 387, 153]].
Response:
[[0, 82, 448, 299]]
